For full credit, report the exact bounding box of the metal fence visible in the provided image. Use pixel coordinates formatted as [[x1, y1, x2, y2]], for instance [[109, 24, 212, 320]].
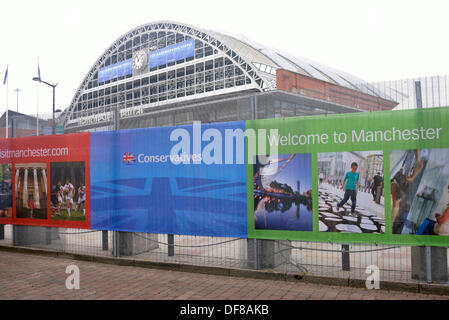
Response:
[[1, 85, 449, 289], [357, 75, 449, 110], [0, 224, 446, 286]]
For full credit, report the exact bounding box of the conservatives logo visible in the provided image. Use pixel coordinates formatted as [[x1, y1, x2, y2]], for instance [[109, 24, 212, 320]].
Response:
[[122, 152, 136, 165], [119, 122, 280, 166]]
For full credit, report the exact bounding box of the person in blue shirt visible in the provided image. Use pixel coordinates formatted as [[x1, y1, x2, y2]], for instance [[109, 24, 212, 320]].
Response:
[[337, 162, 360, 215]]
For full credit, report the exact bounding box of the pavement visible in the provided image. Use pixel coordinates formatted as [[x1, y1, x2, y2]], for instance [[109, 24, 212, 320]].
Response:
[[0, 251, 448, 300]]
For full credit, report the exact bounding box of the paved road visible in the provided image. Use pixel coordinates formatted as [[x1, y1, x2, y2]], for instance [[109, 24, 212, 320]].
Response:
[[0, 251, 447, 300]]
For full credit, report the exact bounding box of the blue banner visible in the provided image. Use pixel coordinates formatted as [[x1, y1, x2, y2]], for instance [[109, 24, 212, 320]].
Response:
[[149, 39, 194, 68], [98, 59, 133, 83], [90, 121, 247, 237]]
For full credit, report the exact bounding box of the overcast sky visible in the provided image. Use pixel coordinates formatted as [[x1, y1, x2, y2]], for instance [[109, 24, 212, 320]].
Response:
[[1, 0, 448, 116]]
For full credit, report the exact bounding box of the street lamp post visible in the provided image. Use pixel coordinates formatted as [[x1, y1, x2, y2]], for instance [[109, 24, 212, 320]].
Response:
[[14, 88, 21, 112], [33, 77, 58, 134]]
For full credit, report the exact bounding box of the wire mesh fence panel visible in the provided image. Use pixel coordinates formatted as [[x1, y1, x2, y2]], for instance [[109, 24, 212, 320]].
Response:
[[358, 75, 449, 110], [0, 226, 112, 257], [56, 229, 112, 256], [0, 225, 13, 246], [1, 225, 449, 286], [275, 242, 449, 284], [129, 234, 249, 269]]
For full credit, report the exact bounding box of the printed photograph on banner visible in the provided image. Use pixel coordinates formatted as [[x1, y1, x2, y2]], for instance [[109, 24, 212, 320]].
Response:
[[318, 151, 385, 233], [253, 153, 313, 231], [390, 148, 449, 236], [50, 162, 86, 221], [15, 163, 48, 219], [0, 164, 12, 219]]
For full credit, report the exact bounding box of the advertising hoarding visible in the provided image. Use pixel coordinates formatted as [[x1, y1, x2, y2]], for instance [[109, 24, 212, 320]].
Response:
[[0, 133, 90, 229], [90, 121, 247, 238], [2, 106, 449, 246], [149, 39, 194, 69], [98, 59, 133, 83], [246, 106, 449, 246]]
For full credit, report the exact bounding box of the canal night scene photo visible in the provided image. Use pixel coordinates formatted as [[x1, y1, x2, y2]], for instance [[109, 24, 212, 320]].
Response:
[[253, 153, 313, 231]]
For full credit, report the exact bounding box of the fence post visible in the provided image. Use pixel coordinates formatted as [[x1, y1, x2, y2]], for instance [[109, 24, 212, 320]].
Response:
[[250, 94, 257, 120], [11, 117, 17, 246], [12, 226, 17, 245], [102, 230, 108, 251], [112, 107, 119, 257], [45, 227, 52, 245], [247, 238, 260, 269], [425, 246, 432, 283], [113, 231, 119, 257], [415, 80, 423, 108], [248, 95, 260, 270], [167, 234, 175, 256], [254, 239, 260, 269], [411, 246, 447, 282], [342, 244, 350, 271]]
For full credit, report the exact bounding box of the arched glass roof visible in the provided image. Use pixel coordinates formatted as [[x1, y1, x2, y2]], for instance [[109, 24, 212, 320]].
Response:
[[64, 21, 370, 127]]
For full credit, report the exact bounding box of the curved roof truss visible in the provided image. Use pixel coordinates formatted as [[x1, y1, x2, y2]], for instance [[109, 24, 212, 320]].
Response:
[[64, 21, 270, 126]]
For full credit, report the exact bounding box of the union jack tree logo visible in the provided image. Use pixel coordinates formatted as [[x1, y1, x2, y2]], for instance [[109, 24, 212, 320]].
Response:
[[123, 152, 136, 164]]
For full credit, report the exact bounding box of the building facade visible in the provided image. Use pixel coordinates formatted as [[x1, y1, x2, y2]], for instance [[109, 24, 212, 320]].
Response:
[[0, 111, 51, 138], [62, 21, 399, 133]]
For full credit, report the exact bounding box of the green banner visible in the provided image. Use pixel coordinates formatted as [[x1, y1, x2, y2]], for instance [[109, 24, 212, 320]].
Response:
[[246, 106, 449, 246]]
